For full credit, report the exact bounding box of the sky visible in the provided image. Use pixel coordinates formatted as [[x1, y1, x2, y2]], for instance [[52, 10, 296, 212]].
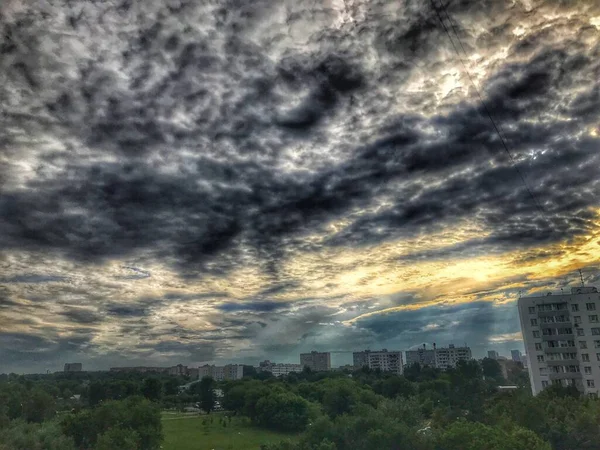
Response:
[[1, 0, 600, 373]]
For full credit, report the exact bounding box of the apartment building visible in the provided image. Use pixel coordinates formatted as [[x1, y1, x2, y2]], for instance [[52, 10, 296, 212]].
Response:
[[518, 286, 600, 397], [258, 360, 303, 377], [434, 345, 472, 370], [367, 349, 404, 375], [64, 363, 82, 372], [487, 350, 499, 359], [198, 364, 244, 381], [300, 351, 331, 372], [405, 346, 436, 367], [353, 350, 371, 369]]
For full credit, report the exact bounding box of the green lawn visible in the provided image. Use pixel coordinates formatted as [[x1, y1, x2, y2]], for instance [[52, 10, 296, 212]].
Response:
[[161, 413, 298, 450]]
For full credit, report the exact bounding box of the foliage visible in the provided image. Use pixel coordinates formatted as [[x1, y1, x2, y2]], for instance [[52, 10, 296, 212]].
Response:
[[96, 427, 140, 450], [0, 420, 76, 450], [61, 396, 163, 450], [142, 377, 163, 402], [255, 392, 311, 432], [436, 420, 551, 450]]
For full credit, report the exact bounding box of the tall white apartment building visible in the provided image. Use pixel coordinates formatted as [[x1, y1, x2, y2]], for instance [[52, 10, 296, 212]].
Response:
[[518, 286, 600, 397]]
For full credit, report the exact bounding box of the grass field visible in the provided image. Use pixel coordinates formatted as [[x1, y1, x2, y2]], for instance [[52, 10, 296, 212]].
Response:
[[161, 412, 298, 450]]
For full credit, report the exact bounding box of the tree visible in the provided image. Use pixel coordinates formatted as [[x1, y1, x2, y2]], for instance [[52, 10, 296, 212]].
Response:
[[437, 420, 551, 450], [198, 376, 216, 414], [141, 378, 163, 402], [23, 388, 55, 423], [96, 428, 140, 450], [481, 358, 504, 382], [163, 378, 180, 396], [0, 420, 76, 450], [255, 392, 310, 432], [88, 381, 108, 407]]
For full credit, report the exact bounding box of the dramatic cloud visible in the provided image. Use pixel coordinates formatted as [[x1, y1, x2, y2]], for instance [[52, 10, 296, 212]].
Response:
[[1, 0, 600, 372]]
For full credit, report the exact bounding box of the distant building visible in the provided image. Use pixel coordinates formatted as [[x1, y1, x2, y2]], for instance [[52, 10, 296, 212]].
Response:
[[64, 363, 82, 372], [353, 350, 371, 369], [198, 364, 244, 381], [300, 351, 331, 372], [487, 350, 499, 360], [188, 368, 199, 379], [109, 365, 190, 375], [511, 349, 522, 362], [405, 345, 436, 367], [434, 344, 472, 370], [336, 364, 356, 372], [518, 286, 600, 397], [521, 354, 528, 368], [166, 364, 188, 376], [258, 360, 303, 377], [110, 366, 166, 373], [366, 349, 403, 375]]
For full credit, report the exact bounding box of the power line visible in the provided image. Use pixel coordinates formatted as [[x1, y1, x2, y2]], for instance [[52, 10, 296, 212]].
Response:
[[429, 0, 549, 222]]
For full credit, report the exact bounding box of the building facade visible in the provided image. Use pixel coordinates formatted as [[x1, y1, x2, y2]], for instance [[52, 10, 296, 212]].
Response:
[[64, 363, 82, 372], [198, 364, 244, 381], [300, 351, 331, 372], [511, 349, 522, 362], [258, 361, 303, 377], [487, 350, 499, 359], [405, 347, 436, 367], [353, 350, 370, 369], [366, 350, 403, 375], [434, 345, 472, 370], [518, 286, 600, 397]]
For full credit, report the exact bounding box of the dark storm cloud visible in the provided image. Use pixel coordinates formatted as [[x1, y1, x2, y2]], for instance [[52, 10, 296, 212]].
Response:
[[1, 0, 599, 370], [0, 274, 69, 283]]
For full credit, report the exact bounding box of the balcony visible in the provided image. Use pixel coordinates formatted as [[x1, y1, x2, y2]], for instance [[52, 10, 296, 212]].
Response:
[[547, 359, 579, 366], [541, 321, 572, 329], [545, 346, 577, 353], [543, 333, 574, 341], [549, 372, 582, 380], [538, 310, 569, 318]]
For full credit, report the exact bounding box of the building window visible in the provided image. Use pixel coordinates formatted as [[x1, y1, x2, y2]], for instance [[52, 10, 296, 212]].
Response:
[[533, 331, 540, 338], [580, 341, 588, 349], [593, 328, 600, 336], [572, 304, 580, 312], [531, 318, 538, 326], [588, 380, 595, 388], [591, 315, 599, 323], [585, 366, 593, 374], [574, 316, 582, 324], [587, 303, 597, 311], [542, 380, 549, 388], [528, 306, 535, 314], [582, 354, 590, 362], [535, 343, 543, 350], [595, 340, 600, 348], [578, 329, 586, 336], [537, 355, 545, 362], [597, 353, 600, 361]]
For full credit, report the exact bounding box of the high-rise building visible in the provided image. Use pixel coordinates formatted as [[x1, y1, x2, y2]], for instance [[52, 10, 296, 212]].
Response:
[[64, 363, 82, 372], [434, 344, 472, 370], [487, 350, 499, 359], [518, 286, 600, 397], [511, 349, 522, 362], [300, 351, 331, 372], [366, 349, 403, 375], [405, 346, 436, 367], [353, 350, 371, 369]]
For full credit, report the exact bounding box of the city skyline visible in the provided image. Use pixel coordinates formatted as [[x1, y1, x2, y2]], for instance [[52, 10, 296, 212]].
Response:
[[2, 0, 600, 373]]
